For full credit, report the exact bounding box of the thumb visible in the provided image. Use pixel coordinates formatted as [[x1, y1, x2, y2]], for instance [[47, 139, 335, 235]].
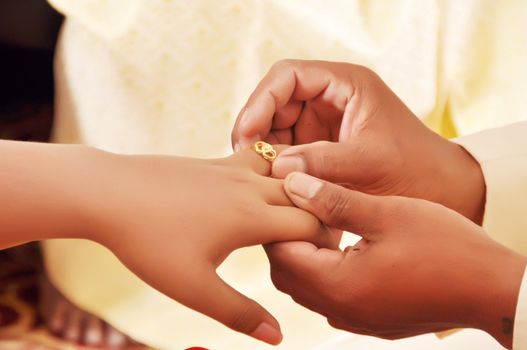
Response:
[[272, 141, 360, 184], [283, 172, 385, 238], [187, 267, 283, 345]]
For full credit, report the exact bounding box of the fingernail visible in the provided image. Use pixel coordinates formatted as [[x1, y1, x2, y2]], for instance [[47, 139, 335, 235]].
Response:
[[251, 322, 283, 345], [288, 172, 323, 199], [273, 155, 306, 176]]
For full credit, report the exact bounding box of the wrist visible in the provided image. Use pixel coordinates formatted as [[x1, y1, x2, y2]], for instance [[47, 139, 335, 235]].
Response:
[[440, 142, 486, 225], [470, 245, 527, 349], [76, 149, 155, 248], [55, 145, 115, 243]]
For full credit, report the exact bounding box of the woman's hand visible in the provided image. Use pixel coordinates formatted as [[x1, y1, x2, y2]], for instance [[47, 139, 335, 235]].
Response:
[[266, 172, 527, 349], [231, 60, 485, 224], [0, 140, 333, 345], [87, 147, 335, 345]]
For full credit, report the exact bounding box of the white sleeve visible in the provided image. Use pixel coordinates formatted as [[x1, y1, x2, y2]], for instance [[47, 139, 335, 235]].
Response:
[[455, 121, 527, 255]]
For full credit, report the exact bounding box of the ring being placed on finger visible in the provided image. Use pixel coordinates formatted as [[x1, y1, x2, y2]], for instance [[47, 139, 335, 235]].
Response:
[[253, 141, 277, 162]]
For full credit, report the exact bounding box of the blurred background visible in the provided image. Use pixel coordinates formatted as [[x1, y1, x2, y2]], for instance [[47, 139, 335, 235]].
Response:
[[0, 0, 61, 142]]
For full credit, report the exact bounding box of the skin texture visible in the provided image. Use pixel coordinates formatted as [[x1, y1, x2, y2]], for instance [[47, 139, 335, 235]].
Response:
[[231, 59, 486, 224], [267, 172, 527, 349], [0, 140, 337, 345]]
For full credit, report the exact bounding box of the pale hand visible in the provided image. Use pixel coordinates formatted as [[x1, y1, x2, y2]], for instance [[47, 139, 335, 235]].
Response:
[[90, 148, 338, 345], [0, 141, 336, 346]]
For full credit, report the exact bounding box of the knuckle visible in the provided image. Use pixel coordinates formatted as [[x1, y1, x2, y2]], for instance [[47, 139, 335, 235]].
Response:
[[356, 65, 378, 78], [271, 59, 297, 72], [301, 142, 330, 177], [351, 65, 385, 93], [319, 188, 352, 228], [352, 64, 382, 84], [227, 301, 260, 334]]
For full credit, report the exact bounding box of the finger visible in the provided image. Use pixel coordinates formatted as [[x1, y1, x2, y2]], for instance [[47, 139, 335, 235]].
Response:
[[272, 140, 368, 183], [266, 241, 344, 283], [293, 103, 333, 144], [239, 204, 326, 247], [273, 100, 303, 129], [265, 242, 346, 314], [265, 128, 293, 145], [266, 250, 330, 316], [283, 172, 387, 237], [233, 61, 381, 150], [233, 60, 340, 148], [265, 242, 360, 326], [185, 266, 283, 345], [258, 177, 293, 206], [226, 144, 291, 176], [270, 211, 341, 250]]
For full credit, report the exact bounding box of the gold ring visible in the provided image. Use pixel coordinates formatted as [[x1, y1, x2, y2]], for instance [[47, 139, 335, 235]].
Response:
[[253, 141, 277, 162]]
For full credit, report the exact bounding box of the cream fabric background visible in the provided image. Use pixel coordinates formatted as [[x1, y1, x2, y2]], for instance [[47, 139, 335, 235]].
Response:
[[44, 1, 527, 349]]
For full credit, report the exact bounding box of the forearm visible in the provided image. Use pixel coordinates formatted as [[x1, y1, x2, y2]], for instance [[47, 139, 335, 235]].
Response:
[[0, 140, 104, 248]]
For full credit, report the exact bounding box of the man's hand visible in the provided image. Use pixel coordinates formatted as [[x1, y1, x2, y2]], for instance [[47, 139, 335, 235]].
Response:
[[266, 172, 527, 349], [232, 60, 486, 223]]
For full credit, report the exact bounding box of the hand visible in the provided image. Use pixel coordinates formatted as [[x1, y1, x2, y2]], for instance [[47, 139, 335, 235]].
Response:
[[231, 60, 485, 224], [86, 148, 337, 345], [266, 172, 526, 349]]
